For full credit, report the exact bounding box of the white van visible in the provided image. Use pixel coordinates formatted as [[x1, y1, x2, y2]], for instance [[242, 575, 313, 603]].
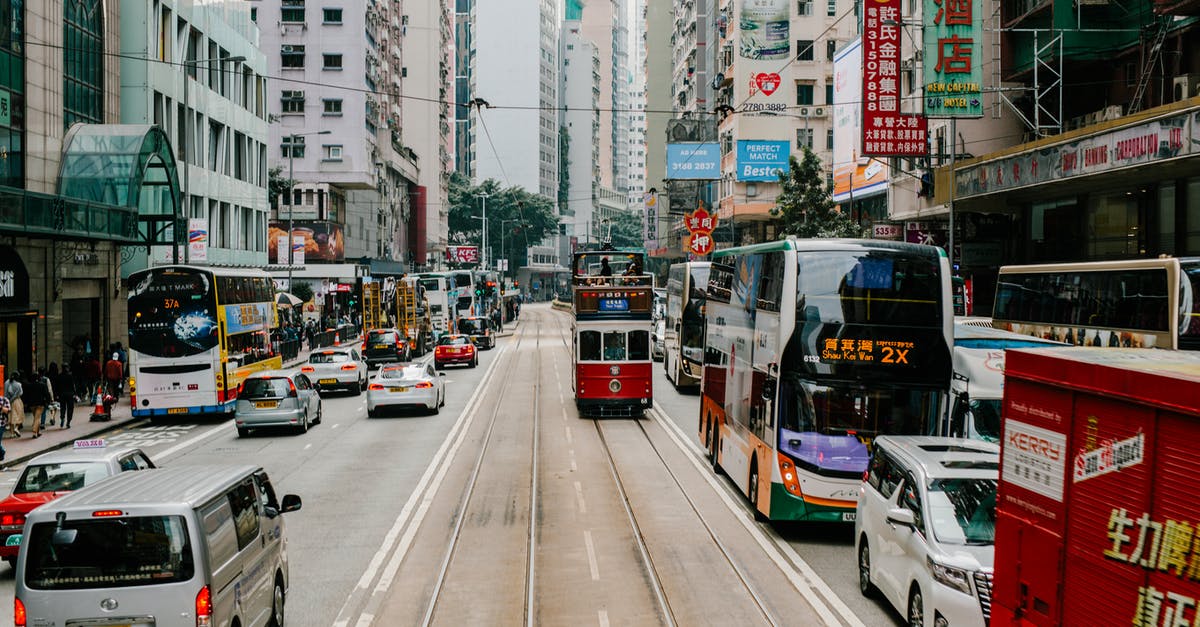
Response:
[[15, 465, 301, 627]]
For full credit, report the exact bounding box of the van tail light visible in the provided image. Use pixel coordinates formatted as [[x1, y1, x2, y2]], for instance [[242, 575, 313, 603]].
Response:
[[287, 379, 298, 398], [415, 381, 434, 389], [778, 452, 803, 496], [195, 585, 213, 627], [14, 596, 25, 627], [369, 383, 385, 391], [300, 366, 315, 373], [863, 470, 870, 483], [341, 364, 358, 371]]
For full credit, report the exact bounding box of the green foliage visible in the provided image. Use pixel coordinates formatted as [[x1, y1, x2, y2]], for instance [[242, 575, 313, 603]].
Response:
[[268, 166, 295, 212], [558, 126, 570, 211], [607, 211, 645, 249], [448, 172, 560, 269], [770, 147, 867, 239], [289, 282, 314, 304]]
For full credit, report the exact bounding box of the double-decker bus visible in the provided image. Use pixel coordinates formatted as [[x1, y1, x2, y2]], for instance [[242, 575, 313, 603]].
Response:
[[571, 250, 654, 417], [700, 238, 953, 522], [992, 257, 1200, 350], [127, 266, 281, 417], [664, 261, 710, 388]]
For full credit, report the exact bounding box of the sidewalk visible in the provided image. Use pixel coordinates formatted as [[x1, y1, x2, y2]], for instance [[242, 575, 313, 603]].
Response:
[[1, 344, 325, 470]]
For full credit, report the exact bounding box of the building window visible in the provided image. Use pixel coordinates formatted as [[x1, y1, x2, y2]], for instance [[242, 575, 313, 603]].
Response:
[[281, 45, 305, 68], [826, 83, 834, 105], [798, 0, 812, 15], [281, 90, 305, 114], [323, 144, 343, 161], [827, 128, 834, 150], [64, 0, 104, 127], [827, 40, 838, 61], [281, 7, 305, 22], [828, 0, 837, 16], [796, 40, 814, 61], [797, 128, 814, 150], [251, 7, 257, 21], [796, 82, 814, 105], [281, 135, 305, 158], [323, 54, 343, 70], [323, 8, 343, 23], [322, 98, 343, 115]]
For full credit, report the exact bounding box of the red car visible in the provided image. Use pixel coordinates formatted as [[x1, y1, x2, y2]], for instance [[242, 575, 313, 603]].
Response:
[[434, 334, 478, 369], [0, 441, 155, 567]]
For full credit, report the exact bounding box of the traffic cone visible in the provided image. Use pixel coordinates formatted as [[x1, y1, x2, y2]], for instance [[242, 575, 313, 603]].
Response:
[[92, 389, 105, 420], [334, 332, 340, 346]]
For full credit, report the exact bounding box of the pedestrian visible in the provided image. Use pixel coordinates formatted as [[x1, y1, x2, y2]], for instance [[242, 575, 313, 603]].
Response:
[[23, 371, 48, 439], [104, 352, 124, 400], [56, 364, 75, 429], [83, 353, 102, 398], [4, 372, 22, 438], [39, 366, 56, 428], [114, 342, 128, 378], [0, 394, 9, 462]]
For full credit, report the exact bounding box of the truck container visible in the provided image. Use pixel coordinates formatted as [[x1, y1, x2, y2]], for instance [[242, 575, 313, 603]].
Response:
[[993, 347, 1200, 626]]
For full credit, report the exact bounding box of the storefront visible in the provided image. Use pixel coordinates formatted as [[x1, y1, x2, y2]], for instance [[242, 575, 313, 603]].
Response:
[[0, 246, 36, 376]]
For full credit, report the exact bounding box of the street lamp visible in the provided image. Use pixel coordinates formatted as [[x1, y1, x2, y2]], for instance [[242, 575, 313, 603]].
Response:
[[180, 55, 245, 264], [285, 130, 332, 288], [499, 218, 517, 277], [475, 192, 489, 269]]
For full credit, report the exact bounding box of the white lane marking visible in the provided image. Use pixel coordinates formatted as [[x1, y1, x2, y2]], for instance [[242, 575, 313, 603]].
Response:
[[331, 423, 340, 430], [598, 610, 610, 627], [561, 408, 568, 423], [649, 407, 865, 627], [558, 392, 564, 404], [574, 481, 587, 514], [332, 344, 511, 627], [583, 530, 600, 581], [565, 426, 573, 445], [570, 459, 577, 472], [304, 443, 312, 450], [156, 422, 234, 461]]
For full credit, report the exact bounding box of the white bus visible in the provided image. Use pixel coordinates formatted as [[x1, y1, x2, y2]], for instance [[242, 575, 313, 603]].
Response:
[[664, 261, 710, 388]]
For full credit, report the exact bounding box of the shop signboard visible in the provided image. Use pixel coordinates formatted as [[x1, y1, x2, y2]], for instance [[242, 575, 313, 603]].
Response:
[[683, 206, 719, 256], [872, 222, 904, 240], [0, 245, 30, 313], [862, 0, 928, 157], [666, 143, 721, 179], [643, 189, 659, 249], [446, 245, 480, 264], [905, 221, 948, 248], [735, 140, 790, 181], [0, 88, 11, 127], [923, 0, 984, 117], [276, 236, 288, 265]]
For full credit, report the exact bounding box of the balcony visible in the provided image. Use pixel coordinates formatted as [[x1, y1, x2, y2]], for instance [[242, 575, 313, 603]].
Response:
[[0, 186, 140, 243]]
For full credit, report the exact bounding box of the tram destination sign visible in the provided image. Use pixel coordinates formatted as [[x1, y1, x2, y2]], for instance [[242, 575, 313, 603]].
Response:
[[598, 298, 630, 312]]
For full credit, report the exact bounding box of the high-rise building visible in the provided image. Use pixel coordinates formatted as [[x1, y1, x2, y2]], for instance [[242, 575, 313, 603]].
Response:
[[453, 0, 475, 179], [626, 0, 648, 213], [643, 0, 674, 251], [560, 19, 601, 246]]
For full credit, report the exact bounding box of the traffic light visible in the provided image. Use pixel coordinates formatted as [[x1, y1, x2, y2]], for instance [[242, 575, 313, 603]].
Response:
[[486, 281, 497, 297], [474, 286, 483, 297]]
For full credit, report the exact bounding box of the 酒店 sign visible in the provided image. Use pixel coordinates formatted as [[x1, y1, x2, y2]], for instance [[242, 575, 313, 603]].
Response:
[[923, 0, 984, 118]]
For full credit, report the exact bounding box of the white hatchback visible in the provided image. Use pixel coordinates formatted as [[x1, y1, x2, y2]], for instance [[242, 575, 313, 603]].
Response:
[[302, 346, 368, 395], [367, 362, 446, 417], [855, 436, 999, 627]]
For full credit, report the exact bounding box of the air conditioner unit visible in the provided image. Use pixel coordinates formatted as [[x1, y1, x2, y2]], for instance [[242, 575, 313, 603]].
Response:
[[813, 106, 826, 117], [1173, 74, 1200, 102], [799, 106, 811, 116]]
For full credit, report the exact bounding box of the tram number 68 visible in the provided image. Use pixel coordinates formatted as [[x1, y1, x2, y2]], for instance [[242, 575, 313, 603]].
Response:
[[881, 347, 910, 364]]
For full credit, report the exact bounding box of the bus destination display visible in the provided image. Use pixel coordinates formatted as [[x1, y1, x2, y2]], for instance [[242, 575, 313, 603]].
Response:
[[819, 338, 915, 365]]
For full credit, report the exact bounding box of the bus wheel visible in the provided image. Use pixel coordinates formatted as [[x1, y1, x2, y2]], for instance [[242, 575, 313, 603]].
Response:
[[748, 463, 768, 522], [710, 428, 724, 476]]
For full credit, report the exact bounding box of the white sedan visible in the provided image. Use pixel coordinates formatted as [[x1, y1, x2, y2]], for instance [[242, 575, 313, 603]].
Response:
[[367, 362, 446, 417], [302, 346, 368, 395]]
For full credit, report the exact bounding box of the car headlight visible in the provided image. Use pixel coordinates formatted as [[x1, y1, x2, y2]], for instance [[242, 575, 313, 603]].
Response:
[[927, 557, 972, 595]]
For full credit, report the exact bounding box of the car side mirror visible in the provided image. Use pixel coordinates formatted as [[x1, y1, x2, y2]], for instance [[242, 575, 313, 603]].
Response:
[[280, 494, 303, 513], [886, 507, 916, 528]]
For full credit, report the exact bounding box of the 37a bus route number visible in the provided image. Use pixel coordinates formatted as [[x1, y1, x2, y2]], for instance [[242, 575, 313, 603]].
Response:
[[881, 346, 910, 364]]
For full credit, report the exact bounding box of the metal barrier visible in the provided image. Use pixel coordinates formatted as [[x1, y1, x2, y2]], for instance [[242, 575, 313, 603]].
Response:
[[278, 339, 301, 363]]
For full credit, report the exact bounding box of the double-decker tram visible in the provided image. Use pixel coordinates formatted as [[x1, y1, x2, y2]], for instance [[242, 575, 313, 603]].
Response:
[[571, 250, 654, 417], [700, 238, 953, 522], [127, 266, 282, 417]]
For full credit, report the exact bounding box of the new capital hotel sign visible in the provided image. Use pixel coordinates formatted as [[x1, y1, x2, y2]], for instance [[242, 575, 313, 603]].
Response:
[[923, 0, 984, 117], [862, 0, 928, 156]]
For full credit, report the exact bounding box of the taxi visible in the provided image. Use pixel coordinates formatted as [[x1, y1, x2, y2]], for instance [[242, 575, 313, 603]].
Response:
[[0, 439, 156, 567], [434, 334, 477, 369]]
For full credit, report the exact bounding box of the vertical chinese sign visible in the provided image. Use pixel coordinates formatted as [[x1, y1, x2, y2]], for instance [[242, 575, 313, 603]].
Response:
[[862, 0, 928, 156], [643, 189, 659, 250], [923, 0, 983, 118], [683, 206, 718, 257]]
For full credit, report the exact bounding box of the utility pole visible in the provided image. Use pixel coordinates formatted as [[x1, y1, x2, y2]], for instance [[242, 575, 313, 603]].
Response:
[[475, 192, 489, 270]]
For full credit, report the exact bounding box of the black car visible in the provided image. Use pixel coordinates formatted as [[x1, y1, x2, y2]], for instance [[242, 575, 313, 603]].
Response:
[[456, 316, 496, 349], [362, 328, 412, 368]]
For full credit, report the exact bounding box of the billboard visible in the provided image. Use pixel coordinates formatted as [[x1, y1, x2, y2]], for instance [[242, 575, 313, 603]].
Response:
[[666, 143, 721, 179], [446, 245, 480, 264], [188, 218, 208, 262], [833, 39, 889, 202], [268, 220, 345, 263], [923, 0, 984, 117], [735, 140, 790, 181], [862, 0, 928, 156]]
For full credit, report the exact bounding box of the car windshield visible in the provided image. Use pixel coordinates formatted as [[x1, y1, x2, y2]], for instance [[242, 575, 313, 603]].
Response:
[[970, 399, 1002, 441], [240, 378, 291, 399], [24, 516, 195, 590], [368, 331, 398, 344], [439, 336, 470, 346], [15, 462, 111, 494], [927, 478, 998, 545], [310, 352, 351, 364]]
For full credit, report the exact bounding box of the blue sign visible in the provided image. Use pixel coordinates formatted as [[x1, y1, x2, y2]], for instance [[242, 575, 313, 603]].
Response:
[[666, 143, 721, 180], [223, 303, 272, 334], [736, 140, 791, 181], [598, 298, 630, 312]]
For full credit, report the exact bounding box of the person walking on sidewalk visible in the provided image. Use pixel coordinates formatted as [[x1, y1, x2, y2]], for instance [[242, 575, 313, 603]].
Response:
[[0, 394, 9, 461], [23, 371, 48, 439], [37, 367, 56, 429], [104, 353, 124, 400], [4, 372, 23, 438], [56, 364, 76, 429], [83, 353, 101, 399]]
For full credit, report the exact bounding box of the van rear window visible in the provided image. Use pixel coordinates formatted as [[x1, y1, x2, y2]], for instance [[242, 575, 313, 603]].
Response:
[[24, 516, 195, 589]]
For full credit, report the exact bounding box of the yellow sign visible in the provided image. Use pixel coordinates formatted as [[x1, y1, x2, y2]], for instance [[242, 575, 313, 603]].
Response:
[[820, 338, 914, 364]]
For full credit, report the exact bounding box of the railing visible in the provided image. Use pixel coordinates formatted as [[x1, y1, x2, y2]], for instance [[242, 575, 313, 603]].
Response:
[[311, 324, 361, 349], [278, 339, 302, 363], [0, 186, 141, 243]]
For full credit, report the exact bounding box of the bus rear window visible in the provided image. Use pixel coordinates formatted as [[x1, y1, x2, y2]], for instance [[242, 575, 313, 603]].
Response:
[[24, 516, 195, 590]]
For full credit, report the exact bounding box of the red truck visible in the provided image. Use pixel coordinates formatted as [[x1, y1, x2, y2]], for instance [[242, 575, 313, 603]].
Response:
[[993, 347, 1200, 626]]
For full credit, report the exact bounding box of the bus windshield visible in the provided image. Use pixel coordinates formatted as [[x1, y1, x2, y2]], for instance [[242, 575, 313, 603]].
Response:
[[796, 251, 942, 326], [681, 265, 710, 356], [127, 269, 218, 358]]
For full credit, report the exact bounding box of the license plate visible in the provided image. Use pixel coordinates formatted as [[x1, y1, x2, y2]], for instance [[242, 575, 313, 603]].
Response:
[[167, 408, 188, 415], [374, 344, 390, 349], [319, 378, 337, 384], [5, 534, 20, 547], [842, 512, 857, 522], [388, 387, 408, 393], [255, 401, 279, 409]]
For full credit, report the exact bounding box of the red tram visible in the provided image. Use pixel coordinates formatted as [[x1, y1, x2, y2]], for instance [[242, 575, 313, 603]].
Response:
[[571, 250, 654, 417]]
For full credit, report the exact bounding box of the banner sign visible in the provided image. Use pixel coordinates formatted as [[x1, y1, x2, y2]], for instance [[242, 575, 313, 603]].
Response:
[[446, 245, 480, 264], [292, 236, 305, 265], [268, 221, 345, 263], [223, 303, 273, 335], [833, 39, 889, 202], [276, 235, 288, 265], [735, 140, 790, 181], [666, 143, 722, 179], [738, 0, 790, 61], [955, 112, 1193, 199], [923, 0, 984, 117], [188, 218, 208, 262], [643, 190, 659, 249], [862, 0, 928, 156]]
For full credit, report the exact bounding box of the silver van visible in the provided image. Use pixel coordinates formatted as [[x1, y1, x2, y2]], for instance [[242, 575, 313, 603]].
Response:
[[15, 465, 301, 627]]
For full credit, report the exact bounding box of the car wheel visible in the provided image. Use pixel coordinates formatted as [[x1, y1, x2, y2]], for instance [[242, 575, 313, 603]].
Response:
[[471, 357, 478, 368], [440, 389, 446, 407], [858, 538, 878, 598], [908, 585, 924, 627], [314, 402, 323, 425], [430, 399, 440, 415], [268, 575, 285, 627], [368, 408, 378, 418], [353, 378, 363, 396], [237, 426, 249, 438], [296, 412, 309, 435]]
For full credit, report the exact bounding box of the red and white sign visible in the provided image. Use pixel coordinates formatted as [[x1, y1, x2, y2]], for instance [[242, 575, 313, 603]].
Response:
[[872, 222, 903, 240], [683, 206, 719, 256], [862, 0, 928, 157], [446, 245, 480, 264], [753, 72, 781, 96], [331, 283, 352, 293]]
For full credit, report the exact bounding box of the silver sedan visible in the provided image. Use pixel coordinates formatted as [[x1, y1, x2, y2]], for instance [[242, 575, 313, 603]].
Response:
[[367, 363, 446, 417]]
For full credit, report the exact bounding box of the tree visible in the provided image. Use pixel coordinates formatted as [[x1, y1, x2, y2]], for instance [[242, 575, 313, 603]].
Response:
[[447, 172, 560, 269], [607, 211, 645, 249], [289, 282, 314, 304], [770, 146, 867, 238], [268, 166, 295, 212]]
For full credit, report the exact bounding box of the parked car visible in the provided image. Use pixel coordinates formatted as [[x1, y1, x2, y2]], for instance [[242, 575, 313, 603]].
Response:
[[434, 334, 478, 369], [362, 328, 412, 368], [456, 316, 496, 349], [367, 362, 446, 417], [0, 441, 155, 568], [652, 319, 666, 361], [302, 346, 368, 395], [234, 369, 323, 436], [855, 436, 999, 627]]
